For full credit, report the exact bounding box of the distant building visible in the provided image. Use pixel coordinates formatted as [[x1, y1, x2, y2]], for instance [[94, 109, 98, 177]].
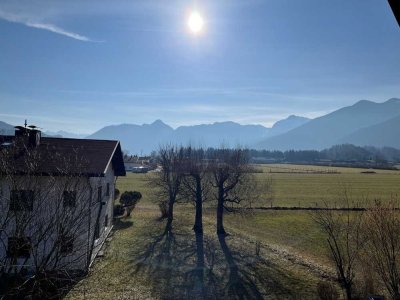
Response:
[[124, 156, 152, 173], [0, 126, 125, 274]]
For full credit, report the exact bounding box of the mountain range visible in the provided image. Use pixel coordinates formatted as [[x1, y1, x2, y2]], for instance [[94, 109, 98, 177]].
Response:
[[0, 121, 15, 135], [86, 115, 310, 154], [257, 98, 400, 150], [1, 98, 399, 153]]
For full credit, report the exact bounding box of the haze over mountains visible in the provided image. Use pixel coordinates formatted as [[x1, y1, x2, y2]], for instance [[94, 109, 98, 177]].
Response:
[[1, 98, 399, 154], [0, 121, 15, 135], [257, 98, 400, 150], [87, 115, 310, 154]]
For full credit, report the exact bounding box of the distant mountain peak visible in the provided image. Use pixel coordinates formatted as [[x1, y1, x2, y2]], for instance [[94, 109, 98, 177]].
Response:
[[151, 119, 166, 125], [352, 98, 400, 107], [258, 97, 400, 151], [146, 119, 172, 129], [385, 98, 400, 104], [353, 99, 374, 106], [272, 115, 310, 129]]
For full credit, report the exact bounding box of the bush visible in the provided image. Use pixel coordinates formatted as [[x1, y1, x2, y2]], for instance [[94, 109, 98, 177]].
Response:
[[158, 200, 168, 219], [120, 191, 142, 217], [113, 204, 124, 217], [120, 191, 142, 207]]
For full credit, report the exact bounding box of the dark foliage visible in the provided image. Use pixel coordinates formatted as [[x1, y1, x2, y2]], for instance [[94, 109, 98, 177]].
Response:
[[120, 191, 142, 207], [113, 204, 125, 216], [248, 144, 400, 165]]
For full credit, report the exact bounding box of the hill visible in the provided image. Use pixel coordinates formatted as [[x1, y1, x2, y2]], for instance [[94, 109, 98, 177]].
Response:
[[339, 114, 400, 148], [257, 98, 400, 150], [0, 121, 15, 135], [270, 115, 310, 135]]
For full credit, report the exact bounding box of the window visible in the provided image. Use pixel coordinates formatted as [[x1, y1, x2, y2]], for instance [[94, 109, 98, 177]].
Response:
[[7, 237, 31, 257], [104, 214, 109, 228], [10, 190, 34, 211], [97, 186, 102, 202], [58, 235, 74, 254], [94, 222, 100, 240], [63, 191, 76, 208], [106, 183, 110, 196]]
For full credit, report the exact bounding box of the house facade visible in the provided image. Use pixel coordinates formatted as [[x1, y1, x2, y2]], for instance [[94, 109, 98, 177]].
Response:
[[0, 126, 125, 275]]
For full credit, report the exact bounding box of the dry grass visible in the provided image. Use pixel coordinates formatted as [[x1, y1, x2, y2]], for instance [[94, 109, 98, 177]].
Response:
[[66, 164, 400, 299]]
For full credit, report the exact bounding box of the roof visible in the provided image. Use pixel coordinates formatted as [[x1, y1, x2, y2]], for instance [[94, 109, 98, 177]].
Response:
[[0, 136, 126, 177]]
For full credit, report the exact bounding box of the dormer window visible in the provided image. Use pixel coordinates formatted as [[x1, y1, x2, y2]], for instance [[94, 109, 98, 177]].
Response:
[[106, 183, 110, 196], [97, 186, 102, 202]]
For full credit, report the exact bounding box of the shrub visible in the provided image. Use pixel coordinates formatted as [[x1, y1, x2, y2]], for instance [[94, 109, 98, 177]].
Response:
[[113, 204, 124, 217], [120, 191, 142, 217], [120, 191, 142, 207]]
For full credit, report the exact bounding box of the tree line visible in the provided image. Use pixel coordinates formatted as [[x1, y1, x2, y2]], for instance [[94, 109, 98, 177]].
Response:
[[249, 144, 400, 165]]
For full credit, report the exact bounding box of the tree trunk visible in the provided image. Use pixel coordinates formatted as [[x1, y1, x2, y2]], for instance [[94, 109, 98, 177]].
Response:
[[217, 186, 226, 235], [193, 175, 203, 234], [344, 282, 352, 300], [165, 197, 175, 234]]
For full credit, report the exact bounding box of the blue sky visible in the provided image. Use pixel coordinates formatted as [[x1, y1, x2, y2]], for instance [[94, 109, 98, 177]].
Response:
[[0, 0, 399, 134]]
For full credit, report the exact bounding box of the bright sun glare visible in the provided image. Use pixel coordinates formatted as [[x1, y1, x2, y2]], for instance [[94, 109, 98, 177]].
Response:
[[188, 11, 204, 34]]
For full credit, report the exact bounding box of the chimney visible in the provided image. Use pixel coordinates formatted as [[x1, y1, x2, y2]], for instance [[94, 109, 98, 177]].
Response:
[[14, 124, 41, 148], [28, 129, 41, 147]]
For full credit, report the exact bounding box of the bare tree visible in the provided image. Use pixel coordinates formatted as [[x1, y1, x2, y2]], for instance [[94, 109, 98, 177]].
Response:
[[312, 197, 365, 300], [364, 199, 400, 299], [149, 145, 184, 234], [208, 148, 254, 235], [181, 147, 210, 234], [0, 137, 106, 298]]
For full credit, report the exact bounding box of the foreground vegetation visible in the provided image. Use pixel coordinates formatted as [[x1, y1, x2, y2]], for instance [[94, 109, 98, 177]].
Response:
[[67, 164, 400, 299]]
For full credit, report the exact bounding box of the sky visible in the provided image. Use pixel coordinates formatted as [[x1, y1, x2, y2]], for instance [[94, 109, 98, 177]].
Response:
[[0, 0, 399, 134]]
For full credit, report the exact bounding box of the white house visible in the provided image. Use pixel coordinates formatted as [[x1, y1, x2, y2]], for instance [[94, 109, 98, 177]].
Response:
[[0, 126, 125, 275]]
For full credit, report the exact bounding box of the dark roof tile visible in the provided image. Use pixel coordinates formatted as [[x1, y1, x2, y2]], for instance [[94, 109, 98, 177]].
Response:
[[0, 136, 126, 177]]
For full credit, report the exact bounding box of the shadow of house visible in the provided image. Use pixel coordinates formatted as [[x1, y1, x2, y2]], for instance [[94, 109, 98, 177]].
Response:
[[113, 218, 134, 231]]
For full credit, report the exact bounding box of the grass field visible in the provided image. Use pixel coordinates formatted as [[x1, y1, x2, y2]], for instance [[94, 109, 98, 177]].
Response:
[[255, 164, 400, 207], [66, 164, 400, 299]]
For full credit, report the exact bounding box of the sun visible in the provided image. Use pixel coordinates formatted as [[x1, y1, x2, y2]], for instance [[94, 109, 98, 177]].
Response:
[[187, 11, 204, 34]]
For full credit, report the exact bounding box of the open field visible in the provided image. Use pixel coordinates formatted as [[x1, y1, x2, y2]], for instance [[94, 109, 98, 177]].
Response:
[[254, 164, 400, 207], [66, 164, 399, 299]]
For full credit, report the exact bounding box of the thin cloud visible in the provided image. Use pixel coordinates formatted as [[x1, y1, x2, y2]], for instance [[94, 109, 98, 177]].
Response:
[[0, 10, 97, 42], [25, 22, 92, 42]]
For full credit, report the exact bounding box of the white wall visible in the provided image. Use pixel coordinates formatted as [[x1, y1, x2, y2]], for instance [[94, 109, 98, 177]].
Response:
[[0, 166, 116, 273]]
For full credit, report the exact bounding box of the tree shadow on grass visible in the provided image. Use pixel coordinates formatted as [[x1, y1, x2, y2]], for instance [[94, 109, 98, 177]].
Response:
[[130, 222, 311, 299], [217, 234, 300, 299], [113, 218, 134, 230]]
